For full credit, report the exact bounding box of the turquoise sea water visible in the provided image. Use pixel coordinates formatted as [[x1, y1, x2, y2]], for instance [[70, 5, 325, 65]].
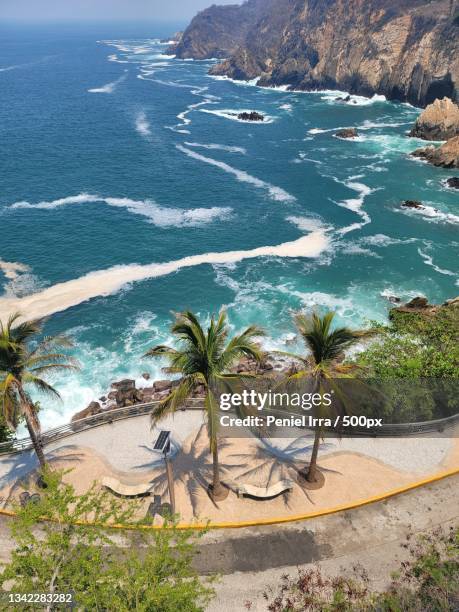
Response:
[[0, 23, 458, 428]]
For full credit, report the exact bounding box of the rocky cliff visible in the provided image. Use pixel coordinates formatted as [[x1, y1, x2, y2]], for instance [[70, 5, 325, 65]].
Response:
[[410, 97, 459, 139], [169, 0, 274, 60], [173, 0, 459, 107], [411, 135, 459, 168]]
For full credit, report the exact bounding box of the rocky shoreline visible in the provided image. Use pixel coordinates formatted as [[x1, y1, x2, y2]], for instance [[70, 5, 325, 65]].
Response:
[[70, 352, 298, 422], [70, 297, 459, 422], [170, 0, 458, 108]]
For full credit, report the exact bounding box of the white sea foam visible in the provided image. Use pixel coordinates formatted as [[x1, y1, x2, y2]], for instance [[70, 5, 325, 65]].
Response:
[[184, 141, 246, 154], [11, 193, 100, 210], [417, 248, 457, 277], [399, 203, 459, 225], [200, 108, 274, 124], [177, 145, 295, 202], [321, 92, 387, 106], [286, 216, 331, 233], [334, 180, 376, 235], [9, 193, 232, 227], [88, 72, 127, 94], [0, 259, 30, 280], [0, 231, 330, 321], [359, 234, 417, 247], [108, 54, 129, 64], [135, 111, 151, 136]]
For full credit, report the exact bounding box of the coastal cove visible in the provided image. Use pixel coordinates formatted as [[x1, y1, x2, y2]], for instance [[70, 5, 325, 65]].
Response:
[[0, 23, 458, 429]]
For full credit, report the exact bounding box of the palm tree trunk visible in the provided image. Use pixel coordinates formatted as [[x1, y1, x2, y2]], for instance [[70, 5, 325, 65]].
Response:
[[306, 426, 321, 482], [18, 388, 46, 469], [212, 443, 221, 492]]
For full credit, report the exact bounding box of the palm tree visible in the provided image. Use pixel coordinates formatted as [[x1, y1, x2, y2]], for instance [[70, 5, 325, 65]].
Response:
[[0, 313, 77, 469], [285, 311, 370, 487], [144, 310, 264, 501]]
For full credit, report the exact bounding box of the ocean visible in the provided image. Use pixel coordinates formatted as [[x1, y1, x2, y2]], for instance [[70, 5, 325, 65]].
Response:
[[0, 23, 457, 429]]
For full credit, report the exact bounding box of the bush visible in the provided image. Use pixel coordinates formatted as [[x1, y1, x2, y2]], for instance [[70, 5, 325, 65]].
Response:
[[260, 526, 459, 611], [0, 469, 215, 611]]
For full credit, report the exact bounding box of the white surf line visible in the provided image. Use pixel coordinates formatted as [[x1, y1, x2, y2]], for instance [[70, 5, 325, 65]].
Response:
[[9, 193, 232, 228], [88, 72, 127, 94], [0, 232, 328, 321], [0, 259, 30, 280], [417, 248, 457, 278], [177, 145, 296, 202], [333, 178, 376, 235], [185, 142, 246, 154]]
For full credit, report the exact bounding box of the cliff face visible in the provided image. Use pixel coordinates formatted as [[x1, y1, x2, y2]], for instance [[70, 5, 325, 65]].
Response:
[[174, 0, 459, 107], [168, 0, 274, 60]]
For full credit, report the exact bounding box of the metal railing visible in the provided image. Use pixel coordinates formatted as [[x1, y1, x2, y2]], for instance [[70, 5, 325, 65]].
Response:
[[1, 400, 458, 456], [0, 399, 204, 456]]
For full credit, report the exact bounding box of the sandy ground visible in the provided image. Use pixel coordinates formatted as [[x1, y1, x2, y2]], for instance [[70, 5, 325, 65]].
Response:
[[1, 420, 457, 525]]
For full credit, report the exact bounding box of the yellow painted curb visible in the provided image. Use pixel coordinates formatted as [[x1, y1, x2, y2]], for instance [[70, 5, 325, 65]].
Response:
[[1, 467, 458, 530]]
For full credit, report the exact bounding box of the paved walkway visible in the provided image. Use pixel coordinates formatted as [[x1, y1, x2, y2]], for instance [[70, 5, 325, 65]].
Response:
[[0, 412, 455, 491]]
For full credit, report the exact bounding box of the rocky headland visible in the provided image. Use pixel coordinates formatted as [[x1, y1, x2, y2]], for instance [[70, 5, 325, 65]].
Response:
[[411, 135, 459, 168], [171, 0, 459, 107], [409, 97, 459, 140]]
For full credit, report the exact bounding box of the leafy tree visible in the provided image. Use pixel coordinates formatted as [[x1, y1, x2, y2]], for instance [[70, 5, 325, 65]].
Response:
[[144, 310, 264, 501], [355, 307, 459, 379], [285, 312, 370, 485], [0, 469, 215, 611], [0, 313, 77, 468]]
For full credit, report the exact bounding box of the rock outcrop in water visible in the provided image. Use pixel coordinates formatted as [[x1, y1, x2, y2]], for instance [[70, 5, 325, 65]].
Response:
[[336, 128, 358, 139], [447, 177, 459, 188], [409, 98, 459, 140], [412, 136, 459, 168], [237, 111, 264, 122], [172, 0, 459, 107]]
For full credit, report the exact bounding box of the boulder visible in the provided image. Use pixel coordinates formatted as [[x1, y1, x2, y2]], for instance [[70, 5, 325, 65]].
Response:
[[446, 177, 459, 189], [111, 379, 136, 391], [405, 296, 430, 309], [336, 128, 358, 139], [71, 401, 102, 423], [411, 136, 459, 168], [237, 111, 264, 122], [402, 200, 423, 209], [409, 98, 459, 141], [336, 95, 351, 103], [153, 380, 173, 393], [141, 372, 151, 380]]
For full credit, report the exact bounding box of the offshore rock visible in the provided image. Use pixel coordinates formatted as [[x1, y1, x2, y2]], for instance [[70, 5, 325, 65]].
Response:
[[446, 177, 459, 188], [336, 128, 358, 139]]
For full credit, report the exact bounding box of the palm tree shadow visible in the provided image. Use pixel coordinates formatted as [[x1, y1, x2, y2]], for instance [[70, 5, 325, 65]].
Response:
[[227, 435, 336, 509], [133, 425, 250, 516], [1, 446, 85, 507]]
